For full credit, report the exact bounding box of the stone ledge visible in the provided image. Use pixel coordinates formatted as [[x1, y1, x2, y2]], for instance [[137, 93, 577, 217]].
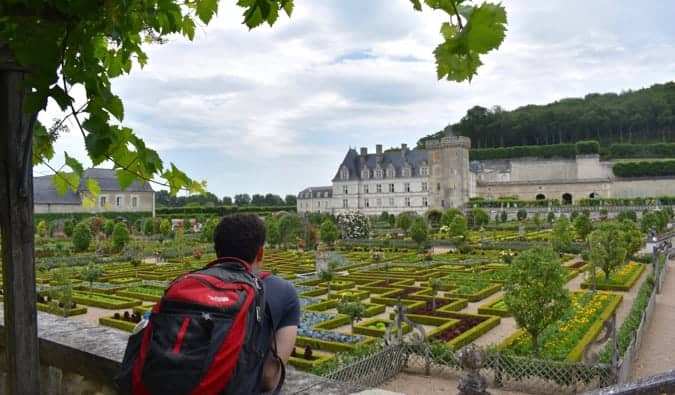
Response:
[[0, 304, 361, 394]]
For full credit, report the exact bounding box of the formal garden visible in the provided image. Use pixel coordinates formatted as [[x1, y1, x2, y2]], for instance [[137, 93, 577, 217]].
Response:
[[10, 205, 672, 392]]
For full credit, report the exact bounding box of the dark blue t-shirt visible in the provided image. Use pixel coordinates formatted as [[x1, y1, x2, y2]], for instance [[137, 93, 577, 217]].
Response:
[[263, 275, 300, 331]]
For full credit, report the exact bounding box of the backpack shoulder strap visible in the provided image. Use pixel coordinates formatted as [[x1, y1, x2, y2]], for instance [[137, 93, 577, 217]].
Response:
[[258, 271, 272, 280]]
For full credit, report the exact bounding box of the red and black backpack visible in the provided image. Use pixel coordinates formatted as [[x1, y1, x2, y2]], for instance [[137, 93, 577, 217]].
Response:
[[116, 257, 285, 395]]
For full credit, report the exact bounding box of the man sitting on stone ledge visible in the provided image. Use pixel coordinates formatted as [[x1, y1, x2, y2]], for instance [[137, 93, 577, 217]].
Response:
[[212, 213, 300, 392], [118, 213, 299, 394]]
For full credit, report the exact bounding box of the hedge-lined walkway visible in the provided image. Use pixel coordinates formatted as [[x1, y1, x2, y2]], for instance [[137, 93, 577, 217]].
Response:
[[630, 255, 675, 380]]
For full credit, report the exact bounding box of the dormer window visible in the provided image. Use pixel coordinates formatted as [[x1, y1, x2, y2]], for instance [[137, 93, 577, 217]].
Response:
[[402, 167, 411, 177], [420, 167, 429, 176], [361, 169, 370, 179], [340, 167, 349, 180], [375, 169, 383, 179], [386, 168, 395, 178]]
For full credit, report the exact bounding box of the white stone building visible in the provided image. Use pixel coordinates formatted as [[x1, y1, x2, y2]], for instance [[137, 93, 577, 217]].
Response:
[[34, 168, 155, 215], [298, 130, 675, 215]]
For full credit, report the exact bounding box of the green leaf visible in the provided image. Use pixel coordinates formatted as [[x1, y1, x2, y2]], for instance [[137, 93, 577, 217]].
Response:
[[49, 86, 73, 110], [52, 172, 80, 195], [183, 16, 196, 40], [281, 0, 294, 16], [115, 169, 137, 191], [32, 122, 55, 165], [86, 178, 101, 196], [64, 152, 84, 176], [464, 3, 507, 53], [104, 95, 125, 121], [410, 0, 423, 11], [196, 0, 219, 24]]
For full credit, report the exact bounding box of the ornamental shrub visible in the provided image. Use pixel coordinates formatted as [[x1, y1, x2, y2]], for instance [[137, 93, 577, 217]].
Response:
[[112, 222, 130, 249], [72, 223, 92, 252], [143, 219, 155, 236], [575, 140, 600, 155], [63, 219, 74, 237], [516, 209, 527, 221], [103, 219, 115, 236]]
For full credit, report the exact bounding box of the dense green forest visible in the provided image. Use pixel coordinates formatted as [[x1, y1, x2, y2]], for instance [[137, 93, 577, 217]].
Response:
[[417, 82, 675, 149]]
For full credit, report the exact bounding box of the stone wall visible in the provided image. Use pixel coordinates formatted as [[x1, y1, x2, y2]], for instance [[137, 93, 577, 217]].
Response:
[[35, 191, 155, 216], [0, 305, 360, 394]]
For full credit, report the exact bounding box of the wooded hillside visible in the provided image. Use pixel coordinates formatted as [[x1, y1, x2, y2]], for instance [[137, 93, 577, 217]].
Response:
[[417, 82, 675, 149]]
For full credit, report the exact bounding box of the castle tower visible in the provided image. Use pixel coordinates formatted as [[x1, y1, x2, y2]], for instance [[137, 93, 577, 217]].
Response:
[[425, 129, 471, 209]]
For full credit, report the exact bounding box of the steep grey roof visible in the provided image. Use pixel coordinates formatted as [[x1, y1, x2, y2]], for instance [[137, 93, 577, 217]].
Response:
[[80, 168, 153, 192], [34, 168, 153, 205], [298, 186, 333, 199], [332, 148, 429, 181], [34, 175, 80, 205]]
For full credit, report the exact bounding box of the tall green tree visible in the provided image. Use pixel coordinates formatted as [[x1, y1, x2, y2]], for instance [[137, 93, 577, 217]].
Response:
[[573, 213, 593, 241], [336, 298, 366, 333], [112, 222, 130, 249], [504, 247, 570, 356], [550, 217, 573, 253], [81, 264, 103, 292], [409, 216, 429, 247], [589, 221, 628, 280], [396, 212, 414, 232], [72, 223, 92, 252], [448, 214, 469, 241], [441, 208, 464, 227], [470, 208, 490, 227], [319, 219, 338, 246]]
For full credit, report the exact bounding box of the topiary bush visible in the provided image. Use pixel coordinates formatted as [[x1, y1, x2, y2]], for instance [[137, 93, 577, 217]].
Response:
[[112, 222, 130, 249], [72, 223, 92, 252]]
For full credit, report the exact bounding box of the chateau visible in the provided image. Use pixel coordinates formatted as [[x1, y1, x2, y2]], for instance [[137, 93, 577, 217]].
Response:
[[297, 131, 675, 215], [34, 168, 155, 215]]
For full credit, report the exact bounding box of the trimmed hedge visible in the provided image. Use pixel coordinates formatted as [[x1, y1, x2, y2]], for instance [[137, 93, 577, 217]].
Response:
[[575, 140, 600, 155], [302, 299, 338, 312], [477, 297, 510, 317], [312, 315, 351, 330], [295, 335, 376, 353], [156, 205, 296, 216], [288, 351, 334, 371], [566, 293, 623, 362], [35, 211, 151, 224], [470, 144, 577, 161], [447, 315, 501, 350], [448, 283, 502, 302], [99, 317, 137, 332], [353, 318, 411, 338], [36, 302, 87, 317], [609, 143, 675, 159], [613, 160, 675, 178], [71, 292, 141, 309], [580, 263, 645, 291]]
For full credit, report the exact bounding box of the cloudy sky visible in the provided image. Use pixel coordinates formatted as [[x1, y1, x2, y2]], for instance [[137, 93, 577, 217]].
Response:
[[36, 0, 675, 199]]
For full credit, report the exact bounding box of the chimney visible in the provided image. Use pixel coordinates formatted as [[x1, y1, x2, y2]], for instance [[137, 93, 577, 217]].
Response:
[[360, 147, 368, 156], [376, 144, 383, 155]]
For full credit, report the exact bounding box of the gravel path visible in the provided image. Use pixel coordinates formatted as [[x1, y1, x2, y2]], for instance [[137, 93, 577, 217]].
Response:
[[630, 256, 675, 380]]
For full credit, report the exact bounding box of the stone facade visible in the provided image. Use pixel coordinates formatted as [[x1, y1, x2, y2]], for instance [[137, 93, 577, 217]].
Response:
[[298, 134, 675, 214], [34, 168, 155, 216]]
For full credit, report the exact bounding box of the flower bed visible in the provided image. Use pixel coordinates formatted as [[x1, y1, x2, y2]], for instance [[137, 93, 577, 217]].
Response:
[[353, 318, 410, 337], [477, 296, 511, 317], [333, 289, 369, 301], [580, 262, 645, 291], [500, 291, 623, 361]]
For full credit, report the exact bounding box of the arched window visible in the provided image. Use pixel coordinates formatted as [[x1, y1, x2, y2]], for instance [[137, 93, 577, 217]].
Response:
[[562, 193, 573, 205], [589, 192, 598, 198], [536, 194, 546, 200]]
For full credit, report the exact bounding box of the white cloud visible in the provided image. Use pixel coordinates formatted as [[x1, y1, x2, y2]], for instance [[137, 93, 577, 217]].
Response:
[[36, 0, 675, 197]]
